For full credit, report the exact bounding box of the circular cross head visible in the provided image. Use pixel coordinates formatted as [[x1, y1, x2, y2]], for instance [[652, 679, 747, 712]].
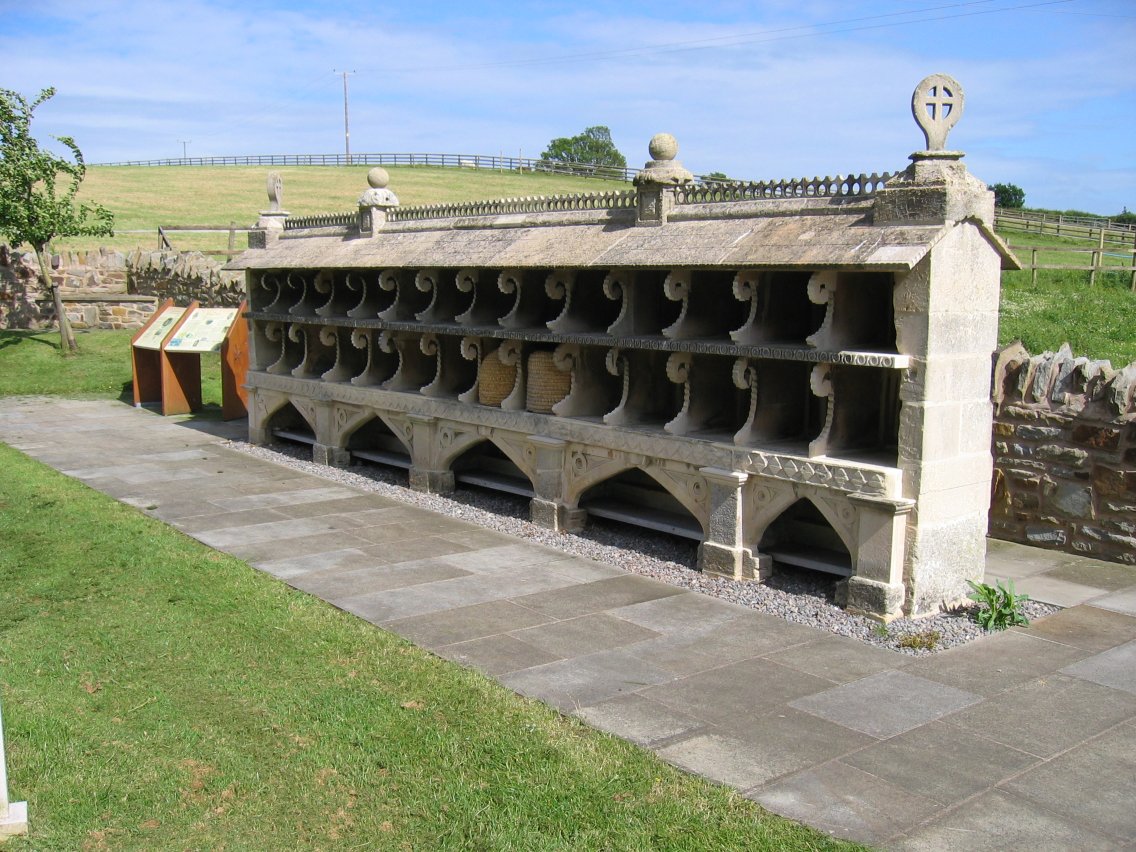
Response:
[[266, 171, 284, 212], [367, 167, 390, 189], [648, 133, 678, 162], [911, 74, 964, 151]]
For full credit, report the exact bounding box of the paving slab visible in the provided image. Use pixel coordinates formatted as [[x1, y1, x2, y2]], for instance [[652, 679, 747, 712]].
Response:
[[287, 560, 472, 601], [1001, 721, 1136, 843], [510, 613, 661, 658], [892, 788, 1124, 851], [789, 670, 983, 739], [941, 674, 1136, 758], [752, 760, 943, 846], [573, 694, 706, 747], [435, 634, 563, 676], [386, 599, 554, 649], [1060, 640, 1136, 694], [499, 649, 676, 713], [1018, 604, 1136, 652], [1091, 586, 1136, 617]]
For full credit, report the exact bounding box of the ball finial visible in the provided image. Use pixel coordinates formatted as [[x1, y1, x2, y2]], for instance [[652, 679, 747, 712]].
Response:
[[648, 133, 678, 162], [367, 167, 390, 189]]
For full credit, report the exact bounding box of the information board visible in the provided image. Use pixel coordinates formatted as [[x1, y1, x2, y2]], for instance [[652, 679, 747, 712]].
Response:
[[133, 306, 185, 350], [165, 307, 240, 353]]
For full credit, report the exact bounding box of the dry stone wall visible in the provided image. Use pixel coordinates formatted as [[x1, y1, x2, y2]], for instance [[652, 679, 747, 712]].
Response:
[[991, 342, 1136, 564], [0, 245, 243, 331]]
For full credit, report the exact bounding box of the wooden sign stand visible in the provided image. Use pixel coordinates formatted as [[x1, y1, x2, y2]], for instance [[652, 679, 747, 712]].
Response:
[[130, 298, 185, 409], [130, 299, 250, 420]]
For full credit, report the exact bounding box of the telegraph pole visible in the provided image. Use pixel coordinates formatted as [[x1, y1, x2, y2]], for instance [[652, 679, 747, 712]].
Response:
[[177, 139, 191, 160], [334, 70, 356, 165]]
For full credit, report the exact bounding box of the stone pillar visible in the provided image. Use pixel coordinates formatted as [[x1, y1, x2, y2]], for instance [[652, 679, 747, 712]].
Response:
[[633, 133, 693, 227], [407, 414, 455, 493], [312, 443, 351, 468], [526, 436, 586, 532], [357, 168, 399, 237], [697, 467, 749, 580], [839, 496, 914, 620]]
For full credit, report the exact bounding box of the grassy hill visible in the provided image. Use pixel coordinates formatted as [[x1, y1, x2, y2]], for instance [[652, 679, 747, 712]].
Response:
[[61, 165, 624, 254], [40, 165, 1136, 365]]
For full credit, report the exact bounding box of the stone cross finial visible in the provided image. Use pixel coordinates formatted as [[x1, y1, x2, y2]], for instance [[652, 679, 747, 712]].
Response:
[[911, 74, 964, 152], [266, 172, 284, 213]]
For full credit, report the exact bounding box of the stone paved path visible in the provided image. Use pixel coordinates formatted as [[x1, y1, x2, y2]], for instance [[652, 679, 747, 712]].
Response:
[[2, 397, 1134, 850]]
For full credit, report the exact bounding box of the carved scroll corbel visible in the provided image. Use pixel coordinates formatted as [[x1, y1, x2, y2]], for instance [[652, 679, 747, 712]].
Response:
[[319, 326, 360, 383], [380, 331, 434, 392], [261, 321, 292, 374], [287, 271, 319, 317], [314, 269, 349, 318], [414, 268, 463, 324], [808, 363, 835, 457], [377, 269, 423, 321], [602, 347, 665, 427], [498, 269, 543, 329], [545, 269, 585, 333], [805, 271, 838, 349], [550, 344, 612, 417], [497, 339, 527, 410], [419, 333, 473, 398], [660, 270, 714, 339], [730, 271, 765, 344], [345, 271, 386, 319], [732, 357, 761, 445], [255, 272, 284, 313], [288, 324, 323, 379], [349, 328, 391, 387], [664, 352, 731, 436], [604, 271, 637, 336], [458, 336, 483, 403]]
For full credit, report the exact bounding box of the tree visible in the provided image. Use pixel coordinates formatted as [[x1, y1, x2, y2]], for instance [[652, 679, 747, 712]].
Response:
[[991, 182, 1025, 209], [0, 87, 114, 352], [540, 126, 627, 173]]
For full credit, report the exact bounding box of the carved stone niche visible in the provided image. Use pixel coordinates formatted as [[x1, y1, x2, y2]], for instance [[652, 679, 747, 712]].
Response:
[[319, 326, 367, 383], [345, 270, 395, 319], [732, 358, 814, 446], [288, 323, 336, 380], [545, 269, 619, 333], [455, 268, 511, 326], [378, 269, 431, 321], [603, 269, 674, 337], [661, 270, 742, 340], [603, 347, 676, 427], [499, 269, 559, 330], [806, 271, 897, 352], [730, 271, 816, 345], [664, 352, 738, 438], [287, 271, 322, 317], [809, 364, 900, 463], [379, 331, 436, 393], [348, 328, 397, 387], [414, 268, 465, 324], [264, 322, 302, 375]]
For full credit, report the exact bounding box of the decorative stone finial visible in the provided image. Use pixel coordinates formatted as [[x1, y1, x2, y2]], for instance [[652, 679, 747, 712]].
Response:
[[266, 172, 284, 213], [358, 167, 399, 236], [911, 74, 964, 154], [634, 132, 693, 187]]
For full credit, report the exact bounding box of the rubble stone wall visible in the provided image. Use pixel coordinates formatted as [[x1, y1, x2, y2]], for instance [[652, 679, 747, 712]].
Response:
[[991, 342, 1136, 565], [0, 245, 243, 331]]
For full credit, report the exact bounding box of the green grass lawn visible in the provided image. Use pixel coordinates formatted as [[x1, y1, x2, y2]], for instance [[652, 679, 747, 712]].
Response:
[[0, 329, 222, 405], [0, 446, 859, 851]]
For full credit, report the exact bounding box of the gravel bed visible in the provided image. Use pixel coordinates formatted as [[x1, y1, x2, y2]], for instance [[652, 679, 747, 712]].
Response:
[[226, 440, 1059, 656]]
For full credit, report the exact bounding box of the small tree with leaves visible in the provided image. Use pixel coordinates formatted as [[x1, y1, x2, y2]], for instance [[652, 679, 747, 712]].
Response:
[[0, 87, 114, 352], [540, 126, 627, 174], [991, 182, 1025, 209]]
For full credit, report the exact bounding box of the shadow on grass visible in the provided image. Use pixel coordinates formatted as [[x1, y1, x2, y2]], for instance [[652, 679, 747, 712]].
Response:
[[0, 329, 61, 350]]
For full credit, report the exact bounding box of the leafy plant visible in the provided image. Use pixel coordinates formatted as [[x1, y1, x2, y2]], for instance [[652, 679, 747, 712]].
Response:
[[992, 182, 1025, 209], [898, 630, 941, 651], [541, 125, 627, 171], [967, 579, 1031, 630]]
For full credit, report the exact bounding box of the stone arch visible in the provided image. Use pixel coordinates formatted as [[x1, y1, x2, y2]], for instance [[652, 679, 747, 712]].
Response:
[[343, 412, 412, 462], [574, 463, 708, 537], [753, 495, 855, 576], [447, 435, 537, 495], [263, 397, 316, 438]]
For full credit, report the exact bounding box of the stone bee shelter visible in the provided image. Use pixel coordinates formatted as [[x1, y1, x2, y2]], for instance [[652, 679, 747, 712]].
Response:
[[228, 75, 1017, 620]]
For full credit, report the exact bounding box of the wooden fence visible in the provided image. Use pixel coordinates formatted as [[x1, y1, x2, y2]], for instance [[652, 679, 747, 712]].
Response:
[[996, 209, 1136, 249], [1009, 242, 1136, 290], [156, 223, 251, 258], [93, 152, 640, 183]]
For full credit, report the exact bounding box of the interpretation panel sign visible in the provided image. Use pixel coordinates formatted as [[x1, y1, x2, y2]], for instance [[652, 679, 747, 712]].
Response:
[[134, 306, 186, 350], [165, 307, 241, 353]]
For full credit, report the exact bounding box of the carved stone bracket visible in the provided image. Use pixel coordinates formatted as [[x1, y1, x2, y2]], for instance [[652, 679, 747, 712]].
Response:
[[664, 352, 732, 436], [454, 267, 506, 326], [661, 270, 714, 339], [545, 269, 585, 333], [380, 331, 434, 392], [378, 269, 426, 321], [255, 272, 285, 313], [314, 269, 351, 318], [550, 343, 614, 418], [286, 271, 319, 317], [729, 271, 765, 344], [419, 333, 475, 399], [319, 325, 363, 383], [805, 271, 838, 349], [808, 363, 835, 457], [289, 323, 332, 379], [349, 328, 393, 387], [345, 271, 389, 319], [603, 347, 668, 427], [497, 339, 527, 410], [414, 268, 463, 324], [603, 271, 661, 337], [499, 269, 545, 329]]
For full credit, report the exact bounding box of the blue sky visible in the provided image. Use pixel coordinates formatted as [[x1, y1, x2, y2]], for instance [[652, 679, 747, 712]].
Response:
[[3, 0, 1134, 214]]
